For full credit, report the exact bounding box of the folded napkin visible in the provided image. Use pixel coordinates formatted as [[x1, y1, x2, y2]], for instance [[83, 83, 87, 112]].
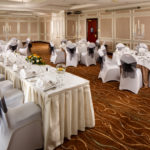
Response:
[[20, 69, 36, 79], [13, 64, 18, 72], [36, 78, 56, 91]]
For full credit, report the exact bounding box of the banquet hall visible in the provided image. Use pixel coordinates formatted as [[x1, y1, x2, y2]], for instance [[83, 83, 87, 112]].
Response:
[[0, 0, 150, 150]]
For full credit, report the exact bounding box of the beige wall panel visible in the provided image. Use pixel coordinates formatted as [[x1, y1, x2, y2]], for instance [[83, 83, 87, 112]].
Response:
[[101, 18, 112, 38], [40, 35, 44, 41], [20, 22, 28, 34], [9, 22, 17, 34], [46, 22, 50, 33], [40, 22, 44, 33], [67, 20, 76, 37], [1, 37, 5, 40], [20, 36, 28, 41], [116, 17, 130, 39], [31, 22, 37, 33], [87, 13, 97, 17], [116, 10, 130, 14], [46, 35, 50, 41], [101, 12, 112, 15], [134, 16, 150, 41], [0, 22, 5, 34], [101, 41, 113, 52], [135, 8, 150, 13], [31, 35, 37, 41], [79, 14, 85, 17], [79, 20, 85, 37], [39, 18, 45, 22]]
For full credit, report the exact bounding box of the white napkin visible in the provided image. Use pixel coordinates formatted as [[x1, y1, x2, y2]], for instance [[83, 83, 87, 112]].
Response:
[[20, 69, 36, 79], [36, 78, 56, 91], [13, 64, 18, 72]]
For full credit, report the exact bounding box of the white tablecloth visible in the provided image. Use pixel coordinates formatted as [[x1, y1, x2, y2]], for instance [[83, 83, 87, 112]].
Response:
[[112, 50, 150, 70], [0, 54, 95, 150]]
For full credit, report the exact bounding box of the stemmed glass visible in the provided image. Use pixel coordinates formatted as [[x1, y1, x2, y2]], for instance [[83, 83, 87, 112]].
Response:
[[56, 64, 66, 87]]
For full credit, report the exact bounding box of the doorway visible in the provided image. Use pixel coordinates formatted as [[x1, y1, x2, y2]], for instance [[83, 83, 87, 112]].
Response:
[[87, 18, 98, 42]]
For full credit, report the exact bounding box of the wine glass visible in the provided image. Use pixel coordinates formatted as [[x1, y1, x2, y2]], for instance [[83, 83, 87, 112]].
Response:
[[56, 64, 66, 87]]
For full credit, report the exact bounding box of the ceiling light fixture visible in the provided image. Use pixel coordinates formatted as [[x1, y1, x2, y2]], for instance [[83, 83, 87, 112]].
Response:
[[105, 6, 141, 12]]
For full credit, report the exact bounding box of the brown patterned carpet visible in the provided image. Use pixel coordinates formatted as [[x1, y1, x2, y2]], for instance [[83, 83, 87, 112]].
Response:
[[32, 42, 150, 150]]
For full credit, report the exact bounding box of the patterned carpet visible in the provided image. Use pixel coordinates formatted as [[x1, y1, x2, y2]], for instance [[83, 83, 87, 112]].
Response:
[[32, 43, 150, 150]]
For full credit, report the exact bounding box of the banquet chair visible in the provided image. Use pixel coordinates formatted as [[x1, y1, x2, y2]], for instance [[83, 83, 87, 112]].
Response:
[[116, 43, 126, 51], [50, 48, 65, 64], [80, 42, 96, 66], [119, 54, 143, 94], [135, 43, 148, 52], [19, 39, 32, 56], [0, 80, 23, 108], [98, 45, 120, 83], [94, 39, 101, 61], [0, 74, 5, 81], [49, 42, 56, 63], [5, 38, 18, 52], [95, 39, 100, 49], [49, 41, 55, 54], [0, 98, 43, 150], [66, 43, 79, 67], [61, 39, 67, 45], [17, 40, 23, 52]]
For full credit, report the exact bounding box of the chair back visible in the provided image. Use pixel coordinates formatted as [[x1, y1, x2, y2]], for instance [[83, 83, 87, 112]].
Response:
[[61, 39, 67, 44], [98, 45, 107, 70], [49, 42, 55, 54], [9, 38, 18, 52], [116, 43, 125, 51], [96, 39, 100, 49], [120, 54, 137, 78], [0, 97, 8, 114], [87, 43, 95, 58], [66, 43, 76, 60]]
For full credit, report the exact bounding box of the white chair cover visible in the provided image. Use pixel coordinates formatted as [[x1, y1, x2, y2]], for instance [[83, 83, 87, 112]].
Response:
[[19, 46, 30, 56], [0, 99, 43, 150], [80, 42, 96, 66], [50, 49, 65, 64], [98, 47, 120, 83], [119, 54, 143, 94], [0, 74, 5, 81], [116, 43, 126, 51], [5, 38, 18, 52], [17, 40, 23, 52], [66, 43, 78, 67]]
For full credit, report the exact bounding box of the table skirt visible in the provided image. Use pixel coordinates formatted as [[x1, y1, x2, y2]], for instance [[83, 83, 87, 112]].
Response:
[[0, 63, 95, 150]]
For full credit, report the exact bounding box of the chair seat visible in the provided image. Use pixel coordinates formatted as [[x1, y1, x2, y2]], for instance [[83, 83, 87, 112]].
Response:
[[0, 74, 5, 81], [99, 63, 120, 83], [4, 88, 24, 108]]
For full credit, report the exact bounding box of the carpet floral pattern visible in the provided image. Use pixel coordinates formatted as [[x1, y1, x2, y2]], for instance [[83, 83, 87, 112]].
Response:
[[32, 43, 150, 150]]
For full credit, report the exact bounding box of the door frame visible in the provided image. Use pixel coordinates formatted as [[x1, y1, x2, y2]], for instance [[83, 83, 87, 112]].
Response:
[[86, 18, 98, 42]]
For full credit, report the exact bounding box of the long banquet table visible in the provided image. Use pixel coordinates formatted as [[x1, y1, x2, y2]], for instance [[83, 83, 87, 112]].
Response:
[[0, 54, 95, 150]]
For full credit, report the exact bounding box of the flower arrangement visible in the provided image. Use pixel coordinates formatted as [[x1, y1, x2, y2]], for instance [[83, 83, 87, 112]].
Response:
[[26, 54, 45, 65]]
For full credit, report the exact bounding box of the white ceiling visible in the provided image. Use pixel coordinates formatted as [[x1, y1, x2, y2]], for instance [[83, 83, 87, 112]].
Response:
[[0, 0, 150, 16]]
